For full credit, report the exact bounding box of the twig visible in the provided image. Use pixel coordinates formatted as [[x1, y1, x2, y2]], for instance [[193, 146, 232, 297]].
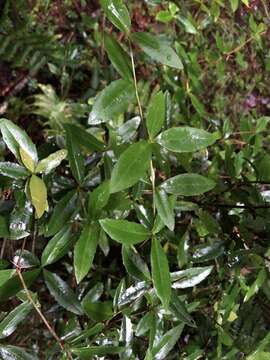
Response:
[[15, 267, 73, 360]]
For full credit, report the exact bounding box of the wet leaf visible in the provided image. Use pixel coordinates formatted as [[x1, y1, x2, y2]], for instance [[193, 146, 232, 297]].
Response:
[[35, 149, 67, 175], [100, 218, 151, 245], [0, 345, 36, 360], [122, 245, 151, 281], [0, 162, 30, 179], [100, 0, 131, 33], [171, 266, 213, 288]]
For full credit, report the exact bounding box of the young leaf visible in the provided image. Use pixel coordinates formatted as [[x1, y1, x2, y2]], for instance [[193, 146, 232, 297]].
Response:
[[100, 0, 131, 33], [0, 301, 32, 339], [146, 91, 165, 139], [0, 345, 36, 360], [0, 162, 30, 179], [74, 222, 99, 283], [110, 141, 152, 193], [161, 173, 216, 196], [88, 79, 135, 125], [19, 148, 36, 172], [157, 126, 217, 153], [151, 237, 171, 309], [104, 33, 132, 79], [122, 245, 151, 281], [43, 270, 83, 315], [29, 175, 48, 219], [132, 32, 183, 69], [45, 190, 78, 237], [64, 124, 85, 184], [0, 118, 38, 166], [41, 226, 72, 266], [35, 149, 67, 175], [99, 218, 151, 245], [154, 188, 175, 231]]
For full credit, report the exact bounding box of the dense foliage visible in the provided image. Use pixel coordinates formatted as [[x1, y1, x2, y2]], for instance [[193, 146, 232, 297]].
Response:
[[0, 0, 270, 359]]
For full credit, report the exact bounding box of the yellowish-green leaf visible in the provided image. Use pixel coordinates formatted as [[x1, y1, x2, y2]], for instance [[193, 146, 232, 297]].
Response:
[[19, 147, 36, 172], [29, 175, 48, 218]]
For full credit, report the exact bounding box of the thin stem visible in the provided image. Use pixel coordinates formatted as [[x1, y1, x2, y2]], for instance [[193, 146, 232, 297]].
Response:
[[129, 40, 143, 121], [128, 39, 156, 214], [16, 268, 73, 360], [0, 238, 7, 259]]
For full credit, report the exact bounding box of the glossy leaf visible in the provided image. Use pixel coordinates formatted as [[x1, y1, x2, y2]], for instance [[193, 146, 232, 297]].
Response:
[[157, 126, 217, 153], [151, 237, 171, 309], [0, 162, 30, 179], [100, 218, 151, 245], [0, 345, 36, 360], [74, 222, 99, 283], [88, 79, 135, 125], [122, 245, 151, 281], [171, 266, 213, 289], [154, 188, 175, 231], [118, 281, 149, 307], [0, 301, 32, 339], [104, 33, 132, 79], [45, 190, 77, 236], [29, 175, 48, 218], [0, 118, 38, 166], [100, 0, 131, 33], [169, 291, 196, 327], [72, 346, 123, 359], [151, 324, 184, 360], [146, 91, 165, 139], [43, 270, 83, 315], [161, 173, 216, 196], [64, 124, 85, 184], [132, 32, 183, 69], [35, 149, 67, 174], [19, 147, 35, 172], [41, 226, 72, 266], [88, 181, 110, 218], [110, 141, 152, 193], [64, 124, 106, 152]]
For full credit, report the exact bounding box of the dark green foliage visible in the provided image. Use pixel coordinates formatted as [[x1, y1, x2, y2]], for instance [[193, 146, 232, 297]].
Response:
[[1, 0, 270, 359]]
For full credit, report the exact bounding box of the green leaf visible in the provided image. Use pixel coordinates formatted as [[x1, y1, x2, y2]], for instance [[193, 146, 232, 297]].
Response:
[[177, 15, 197, 34], [151, 324, 184, 360], [41, 226, 72, 267], [151, 237, 171, 309], [71, 346, 123, 359], [169, 291, 196, 327], [110, 141, 152, 193], [161, 173, 216, 196], [0, 301, 32, 339], [132, 32, 183, 69], [0, 269, 40, 302], [157, 127, 217, 153], [100, 0, 131, 33], [122, 245, 151, 281], [100, 218, 151, 245], [0, 345, 36, 360], [64, 124, 106, 152], [83, 300, 113, 321], [43, 270, 83, 315], [9, 195, 32, 240], [116, 116, 141, 144], [192, 241, 224, 262], [0, 270, 16, 287], [45, 190, 78, 237], [74, 222, 99, 283], [0, 118, 38, 166], [104, 33, 132, 79], [0, 162, 30, 179], [171, 266, 213, 288], [35, 149, 67, 175], [0, 216, 9, 238], [154, 188, 175, 231], [19, 147, 36, 173], [88, 180, 110, 218], [118, 281, 149, 307], [29, 175, 48, 219], [64, 124, 85, 184], [146, 91, 165, 139], [88, 79, 135, 125]]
